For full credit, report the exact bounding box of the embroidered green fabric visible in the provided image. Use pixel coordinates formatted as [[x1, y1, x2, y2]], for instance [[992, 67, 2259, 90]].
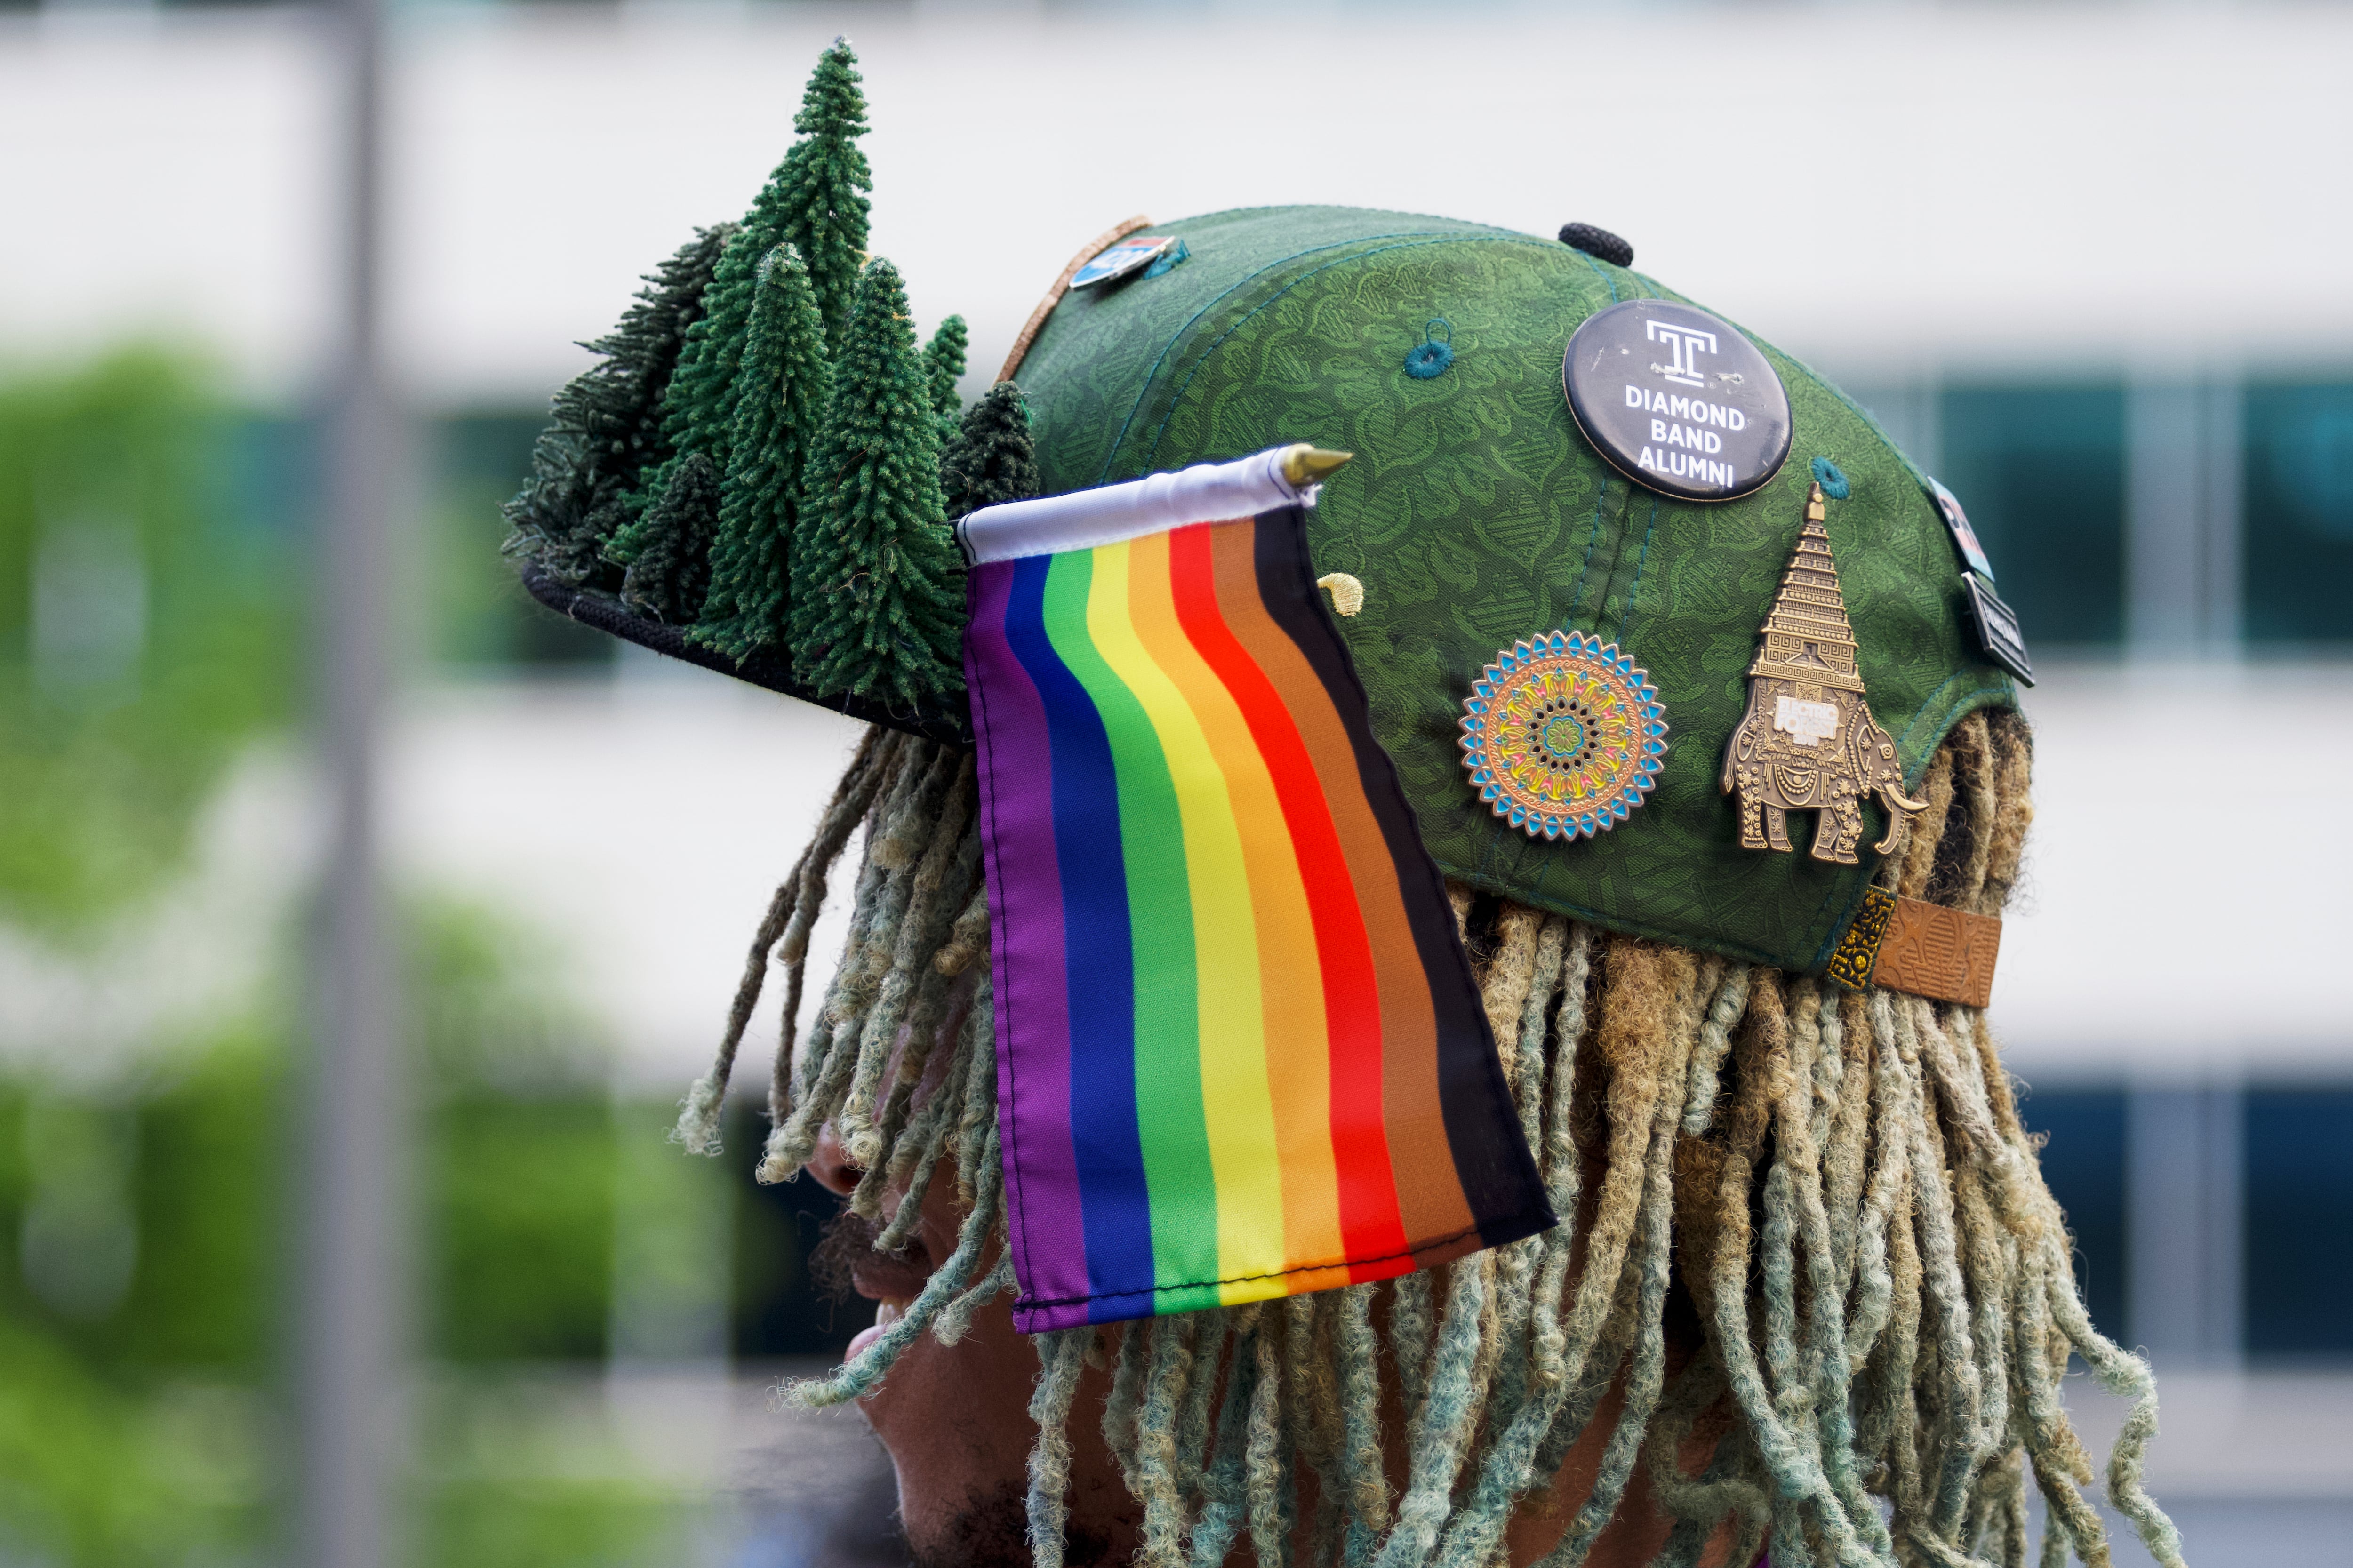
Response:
[[1014, 205, 2016, 973]]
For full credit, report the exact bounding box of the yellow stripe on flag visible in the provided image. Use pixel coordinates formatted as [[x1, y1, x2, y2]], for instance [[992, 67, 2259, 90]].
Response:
[[1087, 536, 1287, 1293]]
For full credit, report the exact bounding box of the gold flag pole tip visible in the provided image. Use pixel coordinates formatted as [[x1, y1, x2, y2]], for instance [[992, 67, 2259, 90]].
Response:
[[1281, 445, 1354, 487]]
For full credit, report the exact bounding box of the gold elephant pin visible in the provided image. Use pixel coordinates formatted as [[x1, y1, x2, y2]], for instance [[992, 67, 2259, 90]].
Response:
[[1721, 482, 1927, 864]]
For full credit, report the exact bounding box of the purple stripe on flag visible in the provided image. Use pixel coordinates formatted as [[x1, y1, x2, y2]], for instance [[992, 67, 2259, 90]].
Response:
[[965, 557, 1092, 1314]]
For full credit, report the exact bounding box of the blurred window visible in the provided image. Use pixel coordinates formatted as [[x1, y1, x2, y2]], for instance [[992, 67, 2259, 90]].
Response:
[[225, 413, 318, 544], [2243, 381, 2353, 645], [1937, 384, 2127, 647], [2017, 1086, 2128, 1338], [434, 412, 614, 671], [2243, 1086, 2353, 1359]]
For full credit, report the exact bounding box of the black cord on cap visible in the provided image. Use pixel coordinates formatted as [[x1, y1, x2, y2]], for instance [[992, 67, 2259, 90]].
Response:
[[1558, 223, 1633, 268]]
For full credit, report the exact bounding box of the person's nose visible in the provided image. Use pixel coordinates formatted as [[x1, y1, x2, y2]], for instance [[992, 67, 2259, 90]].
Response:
[[807, 1123, 861, 1197]]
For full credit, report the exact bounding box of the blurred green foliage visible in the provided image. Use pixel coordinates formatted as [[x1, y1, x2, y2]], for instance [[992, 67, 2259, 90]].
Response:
[[0, 349, 296, 933], [434, 1100, 618, 1362], [0, 906, 720, 1567], [0, 358, 607, 940], [0, 1314, 184, 1565], [0, 353, 713, 1566], [411, 900, 628, 1365], [418, 1476, 682, 1568], [0, 1037, 280, 1566], [0, 348, 292, 1561]]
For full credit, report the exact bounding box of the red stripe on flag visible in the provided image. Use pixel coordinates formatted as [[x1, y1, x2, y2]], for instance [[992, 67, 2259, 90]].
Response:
[[1167, 522, 1410, 1266]]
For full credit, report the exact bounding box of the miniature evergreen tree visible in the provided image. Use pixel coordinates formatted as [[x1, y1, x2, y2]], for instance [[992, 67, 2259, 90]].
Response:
[[641, 39, 871, 503], [921, 315, 968, 440], [503, 225, 731, 589], [619, 452, 721, 624], [939, 381, 1040, 519], [776, 40, 874, 348], [790, 259, 962, 708], [693, 245, 831, 664]]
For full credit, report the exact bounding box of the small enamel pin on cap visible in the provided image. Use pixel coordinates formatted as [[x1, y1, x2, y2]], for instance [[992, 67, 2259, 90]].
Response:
[[1458, 631, 1668, 843], [1069, 233, 1178, 288], [1963, 573, 2033, 686], [1563, 300, 1792, 503], [1925, 477, 2034, 686], [1928, 478, 1995, 579], [1721, 482, 1927, 864]]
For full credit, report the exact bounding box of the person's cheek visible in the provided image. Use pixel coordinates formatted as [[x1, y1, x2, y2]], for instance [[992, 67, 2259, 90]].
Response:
[[855, 1158, 1040, 1555], [856, 1281, 1033, 1552], [858, 1166, 1140, 1567], [855, 1272, 1141, 1565]]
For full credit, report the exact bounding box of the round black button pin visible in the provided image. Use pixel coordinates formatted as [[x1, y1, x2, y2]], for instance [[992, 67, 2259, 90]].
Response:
[[1563, 300, 1792, 503]]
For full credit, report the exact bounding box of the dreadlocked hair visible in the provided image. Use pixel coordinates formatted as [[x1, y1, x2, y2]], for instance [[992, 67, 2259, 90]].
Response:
[[691, 711, 2184, 1568]]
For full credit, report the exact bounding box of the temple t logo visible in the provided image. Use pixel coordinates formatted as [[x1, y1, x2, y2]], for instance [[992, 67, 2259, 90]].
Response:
[[1646, 318, 1717, 387]]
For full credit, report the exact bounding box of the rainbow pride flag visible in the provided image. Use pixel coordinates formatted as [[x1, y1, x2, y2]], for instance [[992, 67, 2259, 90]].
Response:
[[960, 448, 1553, 1333]]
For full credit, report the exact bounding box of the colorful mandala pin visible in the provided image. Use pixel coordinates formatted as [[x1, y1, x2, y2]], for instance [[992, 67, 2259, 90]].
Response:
[[1457, 630, 1669, 841]]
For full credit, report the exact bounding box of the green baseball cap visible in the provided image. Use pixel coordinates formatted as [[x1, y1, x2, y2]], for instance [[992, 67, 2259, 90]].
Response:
[[1010, 205, 2019, 975]]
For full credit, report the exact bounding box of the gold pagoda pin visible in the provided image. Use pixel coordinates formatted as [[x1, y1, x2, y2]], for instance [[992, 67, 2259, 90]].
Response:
[[1720, 482, 1927, 864]]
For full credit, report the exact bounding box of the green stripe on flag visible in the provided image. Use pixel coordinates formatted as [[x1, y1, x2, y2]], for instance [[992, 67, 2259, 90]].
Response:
[[1039, 547, 1218, 1295]]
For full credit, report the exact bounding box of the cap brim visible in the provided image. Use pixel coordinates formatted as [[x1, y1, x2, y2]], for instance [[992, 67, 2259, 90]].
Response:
[[519, 561, 969, 746]]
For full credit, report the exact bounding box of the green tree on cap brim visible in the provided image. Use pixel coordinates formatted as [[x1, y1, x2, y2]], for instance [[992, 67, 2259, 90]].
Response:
[[642, 38, 870, 515], [618, 451, 720, 624], [940, 382, 1040, 520], [694, 243, 831, 665], [503, 224, 730, 592], [921, 314, 968, 443], [790, 258, 961, 709]]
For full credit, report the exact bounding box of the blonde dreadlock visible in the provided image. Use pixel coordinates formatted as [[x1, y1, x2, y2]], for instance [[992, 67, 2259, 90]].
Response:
[[688, 712, 2183, 1568]]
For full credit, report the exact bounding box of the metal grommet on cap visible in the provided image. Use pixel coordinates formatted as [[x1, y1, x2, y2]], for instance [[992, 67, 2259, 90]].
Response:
[[1558, 222, 1633, 268]]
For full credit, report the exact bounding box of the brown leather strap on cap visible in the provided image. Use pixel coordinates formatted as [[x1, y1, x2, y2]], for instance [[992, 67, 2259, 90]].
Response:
[[1825, 887, 2002, 1009], [997, 214, 1152, 385]]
